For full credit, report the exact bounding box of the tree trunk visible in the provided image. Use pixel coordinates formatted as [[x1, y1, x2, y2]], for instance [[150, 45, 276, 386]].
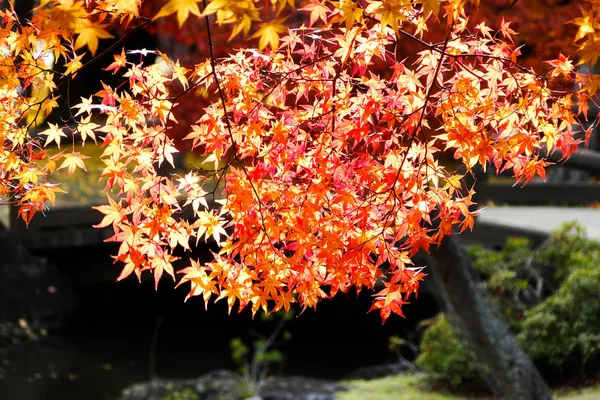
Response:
[[426, 234, 552, 400]]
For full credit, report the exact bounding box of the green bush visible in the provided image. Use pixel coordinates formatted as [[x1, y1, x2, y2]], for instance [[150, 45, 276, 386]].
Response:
[[541, 222, 600, 283], [415, 315, 478, 387], [518, 266, 600, 367], [468, 236, 540, 326], [416, 222, 600, 386]]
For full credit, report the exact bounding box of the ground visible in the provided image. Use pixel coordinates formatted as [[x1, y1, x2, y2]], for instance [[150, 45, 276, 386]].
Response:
[[339, 374, 600, 400]]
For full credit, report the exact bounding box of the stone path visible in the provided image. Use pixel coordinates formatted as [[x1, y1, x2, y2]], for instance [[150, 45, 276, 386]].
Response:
[[476, 206, 600, 242]]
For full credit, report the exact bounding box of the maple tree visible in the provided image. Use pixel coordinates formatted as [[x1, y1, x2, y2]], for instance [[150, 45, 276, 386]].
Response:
[[0, 0, 598, 324]]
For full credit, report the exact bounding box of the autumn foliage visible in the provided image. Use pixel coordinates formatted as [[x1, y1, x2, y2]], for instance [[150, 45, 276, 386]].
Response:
[[0, 0, 597, 321]]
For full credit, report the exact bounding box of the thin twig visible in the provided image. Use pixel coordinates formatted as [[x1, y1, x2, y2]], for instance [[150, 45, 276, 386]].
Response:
[[148, 315, 163, 380]]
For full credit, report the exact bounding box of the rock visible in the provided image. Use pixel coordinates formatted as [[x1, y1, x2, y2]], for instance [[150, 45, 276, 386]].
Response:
[[0, 223, 75, 340], [120, 370, 244, 400], [344, 363, 415, 380], [119, 370, 345, 400], [261, 375, 345, 400]]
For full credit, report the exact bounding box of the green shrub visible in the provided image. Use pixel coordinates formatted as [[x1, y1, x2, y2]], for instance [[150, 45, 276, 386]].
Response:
[[415, 315, 478, 387], [468, 236, 540, 326], [416, 222, 600, 386], [518, 267, 600, 367], [546, 223, 600, 279]]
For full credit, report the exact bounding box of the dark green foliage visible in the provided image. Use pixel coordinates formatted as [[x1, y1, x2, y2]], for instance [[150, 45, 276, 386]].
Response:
[[229, 337, 250, 371], [541, 222, 600, 283], [518, 267, 600, 367], [415, 315, 478, 387], [416, 222, 600, 386], [468, 236, 542, 327]]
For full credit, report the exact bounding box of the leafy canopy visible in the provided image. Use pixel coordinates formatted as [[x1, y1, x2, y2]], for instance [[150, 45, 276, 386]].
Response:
[[0, 0, 597, 321]]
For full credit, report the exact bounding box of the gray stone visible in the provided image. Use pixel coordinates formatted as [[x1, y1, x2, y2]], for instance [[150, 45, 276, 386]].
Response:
[[344, 363, 414, 381], [261, 375, 344, 400], [119, 370, 345, 400]]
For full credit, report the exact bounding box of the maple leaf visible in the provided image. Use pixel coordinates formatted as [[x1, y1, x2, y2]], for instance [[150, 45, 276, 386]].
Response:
[[108, 0, 141, 24], [571, 10, 596, 43], [64, 53, 84, 77], [104, 48, 127, 74], [18, 204, 36, 226], [194, 210, 228, 244], [93, 196, 127, 229], [370, 283, 410, 323], [74, 21, 114, 56], [58, 152, 89, 177], [153, 0, 202, 28], [300, 0, 329, 27], [333, 0, 364, 30], [5, 0, 593, 326], [177, 259, 218, 305], [114, 251, 146, 282], [274, 290, 295, 313], [171, 60, 190, 89], [498, 18, 517, 42], [546, 53, 574, 78], [152, 253, 179, 290], [420, 0, 441, 19], [41, 123, 67, 148], [200, 0, 228, 17], [157, 142, 179, 168], [73, 96, 94, 117], [250, 19, 288, 51], [77, 115, 99, 143]]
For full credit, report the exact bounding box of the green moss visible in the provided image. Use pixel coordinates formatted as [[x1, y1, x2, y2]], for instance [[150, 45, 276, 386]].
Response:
[[338, 375, 469, 400], [558, 384, 600, 400], [338, 374, 600, 400]]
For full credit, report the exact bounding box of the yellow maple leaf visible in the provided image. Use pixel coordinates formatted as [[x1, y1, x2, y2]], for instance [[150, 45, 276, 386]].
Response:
[[200, 0, 228, 17], [41, 123, 67, 148], [420, 0, 440, 19], [201, 0, 261, 39], [153, 0, 202, 28], [107, 0, 141, 19], [333, 0, 363, 31], [64, 53, 84, 76], [74, 21, 114, 56], [251, 20, 288, 51], [58, 152, 89, 177]]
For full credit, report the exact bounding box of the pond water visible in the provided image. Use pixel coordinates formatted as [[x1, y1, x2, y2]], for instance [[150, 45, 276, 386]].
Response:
[[0, 247, 438, 400]]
